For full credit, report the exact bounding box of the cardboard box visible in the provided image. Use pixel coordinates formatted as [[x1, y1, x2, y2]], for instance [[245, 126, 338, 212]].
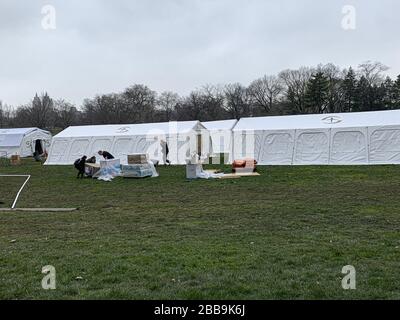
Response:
[[186, 164, 203, 179], [121, 164, 153, 178], [10, 155, 21, 166], [128, 154, 148, 164], [85, 163, 100, 177]]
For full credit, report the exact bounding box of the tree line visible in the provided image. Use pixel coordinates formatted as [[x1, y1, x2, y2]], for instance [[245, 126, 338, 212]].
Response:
[[1, 61, 400, 132]]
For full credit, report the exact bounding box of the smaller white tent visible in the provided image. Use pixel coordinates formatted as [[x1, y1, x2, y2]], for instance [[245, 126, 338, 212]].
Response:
[[45, 121, 209, 165], [0, 128, 52, 158], [203, 119, 238, 163]]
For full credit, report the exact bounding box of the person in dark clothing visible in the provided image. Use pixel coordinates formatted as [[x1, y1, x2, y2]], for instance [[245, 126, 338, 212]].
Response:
[[160, 140, 171, 166], [86, 156, 96, 164], [98, 150, 114, 160], [74, 156, 87, 179]]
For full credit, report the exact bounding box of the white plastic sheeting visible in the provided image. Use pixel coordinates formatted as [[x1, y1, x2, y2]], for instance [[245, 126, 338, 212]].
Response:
[[0, 128, 52, 158], [234, 110, 400, 165], [93, 159, 121, 181], [45, 121, 209, 165]]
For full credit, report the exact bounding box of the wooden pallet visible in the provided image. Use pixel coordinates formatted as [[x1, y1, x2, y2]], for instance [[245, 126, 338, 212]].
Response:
[[220, 172, 261, 179]]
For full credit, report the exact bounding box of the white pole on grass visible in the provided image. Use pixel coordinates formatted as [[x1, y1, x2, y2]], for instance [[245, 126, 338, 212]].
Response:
[[0, 175, 31, 209]]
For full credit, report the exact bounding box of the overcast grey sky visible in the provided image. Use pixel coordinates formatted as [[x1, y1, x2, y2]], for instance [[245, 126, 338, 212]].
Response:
[[0, 0, 399, 107]]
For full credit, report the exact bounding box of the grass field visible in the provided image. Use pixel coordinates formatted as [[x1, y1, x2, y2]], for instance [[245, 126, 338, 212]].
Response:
[[0, 159, 400, 300]]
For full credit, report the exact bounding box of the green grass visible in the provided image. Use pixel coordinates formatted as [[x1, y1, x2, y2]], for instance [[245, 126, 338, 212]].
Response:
[[1, 159, 400, 300]]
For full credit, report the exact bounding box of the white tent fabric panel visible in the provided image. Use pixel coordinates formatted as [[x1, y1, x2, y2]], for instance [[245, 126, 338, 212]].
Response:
[[258, 130, 295, 165], [0, 133, 26, 147], [68, 139, 91, 163], [294, 130, 330, 165], [203, 120, 237, 131], [330, 128, 368, 164], [0, 128, 37, 147], [90, 138, 113, 158], [47, 139, 69, 163], [208, 131, 234, 153], [233, 131, 257, 161], [203, 120, 237, 164], [113, 137, 133, 160], [0, 147, 18, 158], [369, 126, 400, 164]]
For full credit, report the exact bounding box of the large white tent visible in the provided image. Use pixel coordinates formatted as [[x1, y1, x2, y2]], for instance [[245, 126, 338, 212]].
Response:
[[233, 110, 400, 165], [45, 121, 209, 165], [203, 119, 238, 163], [0, 127, 52, 158]]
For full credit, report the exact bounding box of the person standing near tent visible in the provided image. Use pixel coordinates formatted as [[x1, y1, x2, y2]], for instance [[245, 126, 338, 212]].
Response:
[[98, 150, 115, 160], [74, 156, 87, 179], [160, 140, 171, 166]]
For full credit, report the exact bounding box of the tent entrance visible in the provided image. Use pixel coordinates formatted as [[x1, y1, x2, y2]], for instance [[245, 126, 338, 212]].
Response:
[[35, 139, 44, 155], [197, 134, 202, 157]]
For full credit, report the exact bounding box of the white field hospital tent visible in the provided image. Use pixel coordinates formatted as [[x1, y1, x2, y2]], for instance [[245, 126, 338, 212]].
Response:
[[203, 119, 238, 163], [233, 110, 400, 165], [45, 121, 210, 165], [0, 127, 52, 158]]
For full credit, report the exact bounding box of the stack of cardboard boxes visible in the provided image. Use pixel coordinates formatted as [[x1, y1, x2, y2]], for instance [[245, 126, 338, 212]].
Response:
[[121, 154, 154, 178]]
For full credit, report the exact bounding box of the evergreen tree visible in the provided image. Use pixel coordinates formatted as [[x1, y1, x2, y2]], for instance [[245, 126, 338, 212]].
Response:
[[305, 71, 330, 113], [382, 77, 394, 109], [372, 83, 388, 111], [342, 67, 357, 112], [354, 76, 371, 112], [392, 75, 400, 109]]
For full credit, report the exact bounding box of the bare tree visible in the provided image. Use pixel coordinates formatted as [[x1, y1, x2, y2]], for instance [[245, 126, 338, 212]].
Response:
[[358, 61, 389, 86], [198, 85, 226, 121], [0, 101, 8, 127], [279, 67, 314, 114], [123, 85, 157, 123], [83, 94, 122, 125], [13, 93, 55, 128], [157, 91, 180, 121], [248, 75, 283, 114], [54, 99, 81, 129], [224, 83, 252, 119], [177, 91, 203, 121]]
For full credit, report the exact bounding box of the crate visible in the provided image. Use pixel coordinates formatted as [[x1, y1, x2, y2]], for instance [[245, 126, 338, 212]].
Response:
[[10, 155, 21, 166], [128, 154, 148, 164], [121, 164, 153, 178], [85, 163, 100, 177]]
